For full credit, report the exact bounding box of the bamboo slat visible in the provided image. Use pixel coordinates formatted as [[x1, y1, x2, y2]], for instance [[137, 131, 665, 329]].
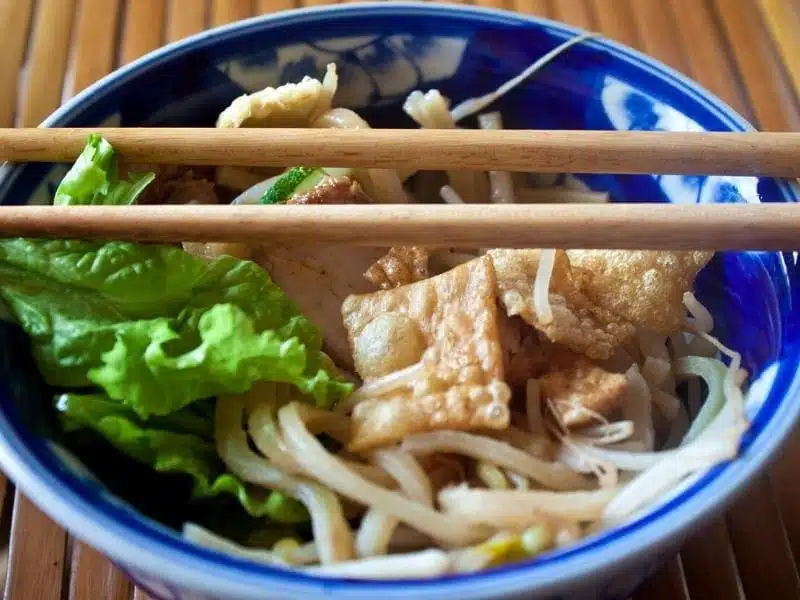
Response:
[[4, 495, 67, 600], [754, 0, 800, 98], [0, 0, 34, 127], [668, 0, 753, 120], [679, 518, 745, 600], [632, 556, 691, 600], [628, 0, 691, 74], [713, 0, 800, 131], [68, 543, 131, 600], [166, 0, 208, 42], [550, 0, 594, 30], [508, 0, 549, 16], [120, 0, 167, 65], [726, 477, 800, 599], [588, 0, 639, 47], [211, 0, 251, 26], [68, 0, 121, 95], [19, 0, 77, 127], [255, 0, 295, 14]]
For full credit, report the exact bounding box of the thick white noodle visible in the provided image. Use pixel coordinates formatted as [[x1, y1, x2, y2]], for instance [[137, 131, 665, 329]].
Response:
[[372, 448, 434, 507], [439, 185, 465, 204], [278, 402, 489, 547], [401, 430, 588, 490], [439, 486, 617, 527], [216, 397, 353, 564], [305, 549, 452, 579], [183, 523, 285, 566], [355, 508, 398, 558]]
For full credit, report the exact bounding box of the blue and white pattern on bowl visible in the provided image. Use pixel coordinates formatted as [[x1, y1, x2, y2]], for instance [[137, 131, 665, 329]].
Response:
[[0, 3, 798, 599]]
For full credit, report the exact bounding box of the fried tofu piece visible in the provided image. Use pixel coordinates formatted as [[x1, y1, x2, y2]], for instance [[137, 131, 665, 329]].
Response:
[[540, 350, 629, 428], [488, 249, 635, 360], [216, 64, 337, 128], [364, 246, 430, 290], [566, 250, 713, 334], [341, 257, 511, 451]]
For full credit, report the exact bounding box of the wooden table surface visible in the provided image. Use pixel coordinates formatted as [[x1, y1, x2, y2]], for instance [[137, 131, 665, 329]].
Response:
[[0, 1, 798, 599]]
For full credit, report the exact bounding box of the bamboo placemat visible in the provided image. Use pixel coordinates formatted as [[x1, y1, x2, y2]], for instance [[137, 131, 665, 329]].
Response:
[[0, 1, 797, 599]]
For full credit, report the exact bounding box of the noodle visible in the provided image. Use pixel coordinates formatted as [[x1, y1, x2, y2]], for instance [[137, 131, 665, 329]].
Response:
[[340, 361, 430, 412], [401, 430, 588, 490], [355, 509, 398, 558], [440, 185, 465, 204], [183, 523, 286, 566], [491, 425, 552, 459], [572, 421, 635, 446], [476, 461, 510, 490], [216, 397, 354, 564], [305, 549, 451, 579], [439, 486, 618, 527], [278, 402, 490, 547], [506, 470, 531, 490], [272, 539, 319, 565], [372, 448, 433, 507]]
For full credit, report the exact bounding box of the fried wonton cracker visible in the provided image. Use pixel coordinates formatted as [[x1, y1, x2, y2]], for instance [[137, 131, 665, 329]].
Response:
[[539, 349, 629, 428], [566, 250, 713, 334], [488, 249, 635, 360], [217, 64, 337, 128]]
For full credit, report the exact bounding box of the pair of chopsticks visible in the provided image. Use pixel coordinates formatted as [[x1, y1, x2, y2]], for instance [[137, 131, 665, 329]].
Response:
[[0, 127, 798, 250]]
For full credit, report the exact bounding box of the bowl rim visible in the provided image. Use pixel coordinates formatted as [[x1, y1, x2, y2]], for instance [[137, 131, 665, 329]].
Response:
[[0, 3, 798, 599]]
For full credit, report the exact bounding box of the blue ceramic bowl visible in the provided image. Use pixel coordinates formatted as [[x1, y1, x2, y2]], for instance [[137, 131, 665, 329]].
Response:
[[0, 4, 798, 599]]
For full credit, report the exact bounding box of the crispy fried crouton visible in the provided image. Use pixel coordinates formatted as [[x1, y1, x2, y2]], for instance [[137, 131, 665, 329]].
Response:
[[341, 257, 511, 451], [540, 350, 629, 428], [364, 246, 430, 290], [566, 250, 713, 334], [217, 64, 337, 128], [488, 249, 635, 360]]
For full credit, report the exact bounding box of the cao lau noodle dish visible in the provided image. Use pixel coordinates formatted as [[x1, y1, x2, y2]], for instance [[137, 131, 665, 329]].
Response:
[[2, 38, 749, 581]]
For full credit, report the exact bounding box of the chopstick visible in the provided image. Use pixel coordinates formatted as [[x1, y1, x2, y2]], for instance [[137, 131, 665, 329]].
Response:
[[1, 203, 799, 250], [0, 128, 798, 176]]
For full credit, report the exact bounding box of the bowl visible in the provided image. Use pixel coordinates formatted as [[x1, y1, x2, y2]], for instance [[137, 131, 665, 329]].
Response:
[[0, 3, 798, 599]]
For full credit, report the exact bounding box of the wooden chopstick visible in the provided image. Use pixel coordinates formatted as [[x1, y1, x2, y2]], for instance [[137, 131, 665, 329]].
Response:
[[0, 203, 798, 250], [0, 128, 798, 176]]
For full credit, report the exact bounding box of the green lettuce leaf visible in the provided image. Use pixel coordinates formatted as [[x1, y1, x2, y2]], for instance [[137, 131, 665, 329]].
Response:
[[56, 393, 307, 522], [88, 303, 346, 416], [54, 134, 155, 206], [0, 135, 350, 526], [0, 244, 351, 411]]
